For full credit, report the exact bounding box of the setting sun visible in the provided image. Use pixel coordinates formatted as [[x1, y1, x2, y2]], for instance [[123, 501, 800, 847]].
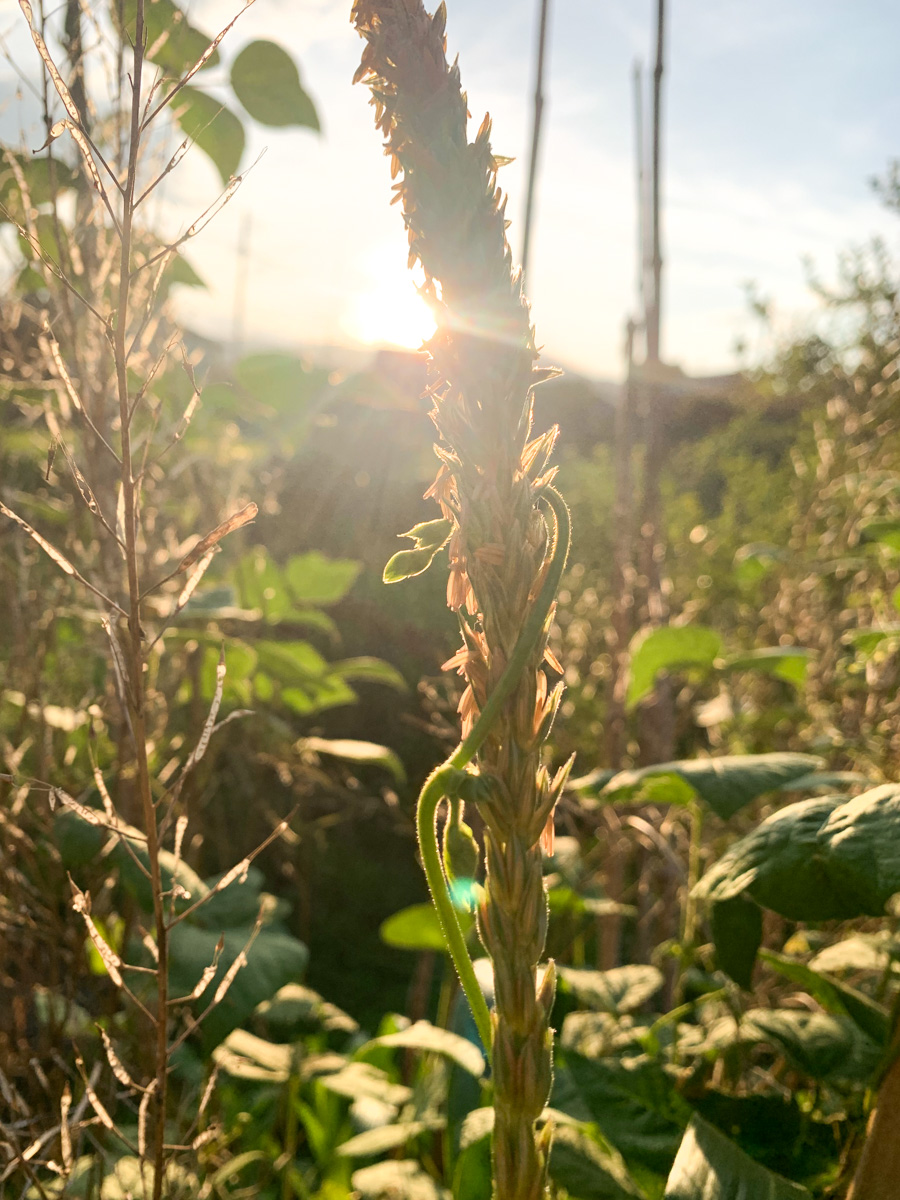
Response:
[[344, 249, 437, 349]]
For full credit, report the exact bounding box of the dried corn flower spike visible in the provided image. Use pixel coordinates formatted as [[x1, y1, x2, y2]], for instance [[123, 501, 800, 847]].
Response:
[[354, 2, 567, 1194]]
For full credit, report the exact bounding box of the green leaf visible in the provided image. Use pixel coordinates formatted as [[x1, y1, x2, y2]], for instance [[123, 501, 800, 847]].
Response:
[[384, 545, 447, 585], [818, 783, 900, 914], [558, 965, 664, 1016], [554, 1052, 690, 1176], [255, 983, 359, 1038], [664, 1115, 811, 1199], [281, 676, 357, 715], [379, 903, 474, 953], [161, 251, 206, 293], [16, 265, 47, 294], [453, 1126, 493, 1200], [173, 86, 245, 185], [696, 784, 900, 923], [284, 551, 361, 604], [710, 895, 762, 989], [167, 921, 308, 1050], [200, 639, 256, 704], [722, 646, 811, 688], [550, 1124, 648, 1199], [860, 519, 900, 552], [383, 516, 453, 583], [0, 154, 78, 219], [234, 352, 329, 412], [626, 626, 722, 709], [89, 1157, 199, 1200], [208, 1152, 268, 1190], [759, 950, 889, 1045], [193, 865, 265, 929], [233, 549, 293, 622], [691, 1091, 836, 1183], [338, 1121, 433, 1158], [296, 736, 405, 783], [17, 212, 61, 264], [120, 0, 219, 76], [778, 770, 869, 792], [705, 1008, 880, 1083], [230, 40, 320, 130], [810, 935, 892, 974], [549, 887, 635, 921], [604, 753, 821, 820], [368, 1019, 485, 1077], [255, 638, 329, 683], [567, 768, 618, 797], [212, 1027, 293, 1082], [847, 626, 900, 654], [331, 656, 408, 691], [693, 797, 850, 920], [733, 543, 785, 585], [55, 810, 207, 916], [351, 1160, 449, 1200], [603, 770, 697, 808], [400, 517, 454, 551], [321, 1062, 412, 1106]]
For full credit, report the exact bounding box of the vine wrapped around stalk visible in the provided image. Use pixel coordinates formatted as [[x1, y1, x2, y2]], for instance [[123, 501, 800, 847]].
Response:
[[353, 3, 573, 1195]]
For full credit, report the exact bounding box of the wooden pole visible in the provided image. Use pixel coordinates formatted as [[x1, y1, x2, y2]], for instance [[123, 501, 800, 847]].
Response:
[[633, 60, 648, 353], [646, 0, 665, 363], [232, 211, 252, 357], [520, 0, 551, 285]]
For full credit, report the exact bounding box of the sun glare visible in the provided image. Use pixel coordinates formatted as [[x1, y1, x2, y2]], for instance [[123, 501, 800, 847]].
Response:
[[345, 256, 437, 350]]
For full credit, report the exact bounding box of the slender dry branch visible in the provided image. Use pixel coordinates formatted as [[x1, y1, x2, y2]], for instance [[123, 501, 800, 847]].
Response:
[[142, 0, 256, 128], [107, 8, 173, 1197]]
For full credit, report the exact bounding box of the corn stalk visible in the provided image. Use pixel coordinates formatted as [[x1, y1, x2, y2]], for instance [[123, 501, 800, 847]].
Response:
[[353, 3, 572, 1194]]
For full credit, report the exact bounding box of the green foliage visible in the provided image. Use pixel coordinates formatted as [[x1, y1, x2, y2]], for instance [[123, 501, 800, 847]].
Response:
[[384, 519, 453, 584], [558, 965, 664, 1016], [173, 86, 245, 185], [549, 1124, 647, 1199], [708, 895, 762, 988], [695, 784, 900, 921], [759, 951, 889, 1045], [626, 626, 721, 710], [231, 40, 321, 130], [720, 645, 811, 687], [297, 736, 405, 783], [554, 1052, 691, 1177], [705, 1008, 880, 1084], [55, 808, 207, 916], [664, 1116, 811, 1199], [119, 0, 220, 76], [379, 903, 475, 953], [364, 1020, 485, 1077], [602, 752, 821, 819]]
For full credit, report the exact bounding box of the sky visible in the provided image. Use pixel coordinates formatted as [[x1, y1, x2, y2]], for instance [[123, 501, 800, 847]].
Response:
[[1, 0, 899, 381]]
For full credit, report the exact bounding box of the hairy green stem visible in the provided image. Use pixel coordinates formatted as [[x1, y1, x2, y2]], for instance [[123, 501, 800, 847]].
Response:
[[416, 487, 570, 1057]]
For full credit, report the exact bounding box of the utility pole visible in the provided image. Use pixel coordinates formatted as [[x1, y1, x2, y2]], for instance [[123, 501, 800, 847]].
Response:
[[520, 0, 551, 286], [646, 0, 665, 363], [633, 58, 649, 360], [232, 212, 252, 357]]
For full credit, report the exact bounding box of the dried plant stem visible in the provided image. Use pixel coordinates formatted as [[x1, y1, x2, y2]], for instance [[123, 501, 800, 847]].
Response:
[[111, 6, 169, 1197], [354, 3, 572, 1194]]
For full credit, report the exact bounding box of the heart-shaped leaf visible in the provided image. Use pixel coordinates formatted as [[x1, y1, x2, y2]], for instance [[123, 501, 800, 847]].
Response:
[[231, 40, 320, 130]]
